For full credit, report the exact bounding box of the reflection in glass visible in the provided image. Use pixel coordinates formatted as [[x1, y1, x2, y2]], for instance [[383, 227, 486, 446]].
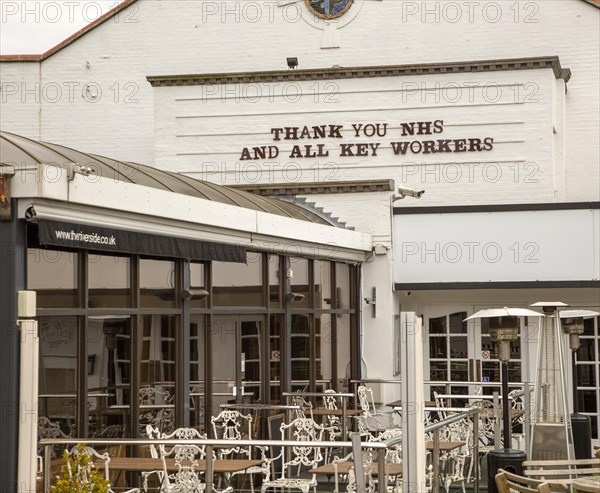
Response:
[[38, 316, 78, 437], [87, 316, 130, 438], [449, 336, 468, 358], [336, 314, 351, 388], [578, 338, 596, 361], [270, 315, 283, 401], [429, 337, 447, 358], [450, 361, 469, 382], [317, 314, 332, 382], [314, 260, 332, 310], [449, 312, 467, 334], [27, 249, 78, 308], [140, 259, 176, 308], [336, 263, 350, 310], [581, 390, 597, 413], [482, 362, 500, 382], [88, 254, 131, 308], [429, 316, 446, 334], [190, 262, 208, 309], [210, 317, 238, 408], [189, 317, 206, 430], [241, 320, 263, 402], [268, 255, 281, 308], [213, 253, 263, 306], [429, 361, 447, 380], [140, 315, 177, 435], [576, 364, 596, 387], [289, 257, 309, 310]]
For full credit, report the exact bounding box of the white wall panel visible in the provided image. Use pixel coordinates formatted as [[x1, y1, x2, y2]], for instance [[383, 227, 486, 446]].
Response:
[[393, 208, 600, 284]]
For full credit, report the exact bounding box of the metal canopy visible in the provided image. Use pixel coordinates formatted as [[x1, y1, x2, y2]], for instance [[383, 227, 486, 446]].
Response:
[[0, 131, 332, 226]]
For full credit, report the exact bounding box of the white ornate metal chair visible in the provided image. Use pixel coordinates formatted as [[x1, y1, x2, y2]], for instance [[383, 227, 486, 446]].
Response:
[[211, 410, 270, 492], [354, 385, 394, 435], [141, 425, 165, 492], [261, 417, 325, 493], [60, 443, 139, 493], [158, 442, 233, 493], [320, 389, 344, 464], [139, 386, 175, 436]]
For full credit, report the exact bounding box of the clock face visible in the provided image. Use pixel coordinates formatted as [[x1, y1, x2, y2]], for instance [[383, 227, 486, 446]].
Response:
[[304, 0, 353, 19]]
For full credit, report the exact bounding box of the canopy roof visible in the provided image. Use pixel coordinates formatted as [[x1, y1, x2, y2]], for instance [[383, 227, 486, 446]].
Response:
[[1, 131, 332, 226]]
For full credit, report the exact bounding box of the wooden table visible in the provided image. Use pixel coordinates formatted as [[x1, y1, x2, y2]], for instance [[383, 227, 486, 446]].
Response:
[[51, 457, 263, 473], [309, 461, 403, 477], [311, 409, 363, 416], [386, 400, 435, 408], [572, 476, 600, 492], [425, 441, 465, 451], [108, 458, 263, 473]]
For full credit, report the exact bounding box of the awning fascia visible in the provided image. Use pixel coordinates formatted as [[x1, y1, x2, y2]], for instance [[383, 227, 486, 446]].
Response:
[[35, 218, 247, 262]]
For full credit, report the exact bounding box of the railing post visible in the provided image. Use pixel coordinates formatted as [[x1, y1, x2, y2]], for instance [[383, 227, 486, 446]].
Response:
[[44, 444, 51, 493], [377, 448, 387, 493], [524, 382, 531, 456], [206, 445, 214, 493], [432, 428, 440, 493], [473, 410, 480, 492], [351, 433, 365, 493]]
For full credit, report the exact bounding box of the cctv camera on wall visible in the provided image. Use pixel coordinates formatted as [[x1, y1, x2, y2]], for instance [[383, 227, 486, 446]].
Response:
[[394, 186, 425, 200]]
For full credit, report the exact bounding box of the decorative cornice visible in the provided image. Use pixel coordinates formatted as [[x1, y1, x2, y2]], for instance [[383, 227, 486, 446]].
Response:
[[147, 56, 571, 87], [229, 179, 395, 196]]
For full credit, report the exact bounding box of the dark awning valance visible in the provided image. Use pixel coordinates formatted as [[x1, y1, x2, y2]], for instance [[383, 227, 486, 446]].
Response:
[[37, 219, 247, 263]]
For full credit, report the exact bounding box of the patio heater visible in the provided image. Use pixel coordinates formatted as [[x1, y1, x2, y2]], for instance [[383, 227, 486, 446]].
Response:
[[529, 302, 574, 460], [560, 309, 599, 459], [465, 307, 540, 493]]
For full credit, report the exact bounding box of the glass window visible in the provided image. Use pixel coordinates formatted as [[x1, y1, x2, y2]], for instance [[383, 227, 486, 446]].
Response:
[[27, 249, 78, 308], [314, 260, 332, 310], [140, 259, 177, 308], [289, 257, 309, 309], [268, 255, 281, 309], [140, 315, 177, 435], [336, 263, 351, 310], [189, 316, 206, 430], [88, 254, 131, 308], [449, 312, 467, 334], [212, 253, 264, 307], [190, 263, 208, 309], [87, 316, 130, 438], [38, 316, 78, 437]]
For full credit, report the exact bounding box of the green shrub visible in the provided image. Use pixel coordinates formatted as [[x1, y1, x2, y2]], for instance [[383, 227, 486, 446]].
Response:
[[51, 443, 110, 493]]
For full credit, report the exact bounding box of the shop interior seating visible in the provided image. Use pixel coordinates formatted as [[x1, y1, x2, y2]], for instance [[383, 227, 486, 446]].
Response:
[[139, 386, 175, 436], [37, 416, 69, 457]]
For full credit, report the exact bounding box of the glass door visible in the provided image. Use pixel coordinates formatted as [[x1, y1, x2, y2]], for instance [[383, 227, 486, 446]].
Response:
[[425, 306, 525, 406], [212, 315, 266, 406], [425, 308, 473, 406]]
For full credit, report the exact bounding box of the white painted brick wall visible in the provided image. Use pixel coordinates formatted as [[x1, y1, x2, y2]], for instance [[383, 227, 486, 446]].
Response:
[[0, 0, 597, 199]]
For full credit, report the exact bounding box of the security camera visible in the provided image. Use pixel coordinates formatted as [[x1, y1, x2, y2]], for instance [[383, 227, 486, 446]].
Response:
[[394, 186, 425, 200], [286, 57, 298, 69], [286, 292, 305, 303]]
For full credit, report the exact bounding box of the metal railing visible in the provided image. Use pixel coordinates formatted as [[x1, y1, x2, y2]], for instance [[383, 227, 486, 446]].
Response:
[[39, 406, 480, 493]]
